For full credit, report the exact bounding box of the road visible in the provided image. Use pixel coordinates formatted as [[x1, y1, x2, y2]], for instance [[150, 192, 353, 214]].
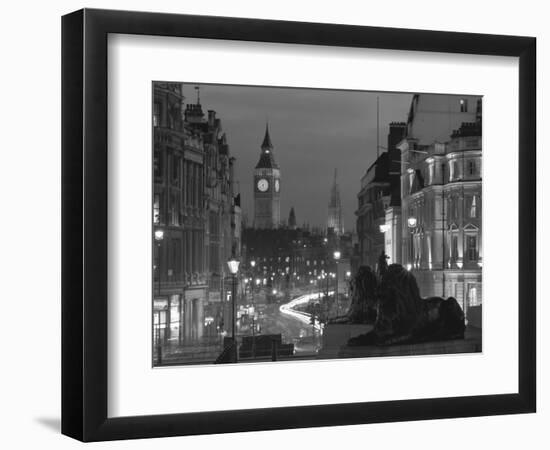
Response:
[[258, 292, 333, 355]]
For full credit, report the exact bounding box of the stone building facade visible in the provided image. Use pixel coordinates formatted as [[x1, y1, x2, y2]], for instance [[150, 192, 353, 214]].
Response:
[[152, 83, 241, 351], [398, 95, 482, 321]]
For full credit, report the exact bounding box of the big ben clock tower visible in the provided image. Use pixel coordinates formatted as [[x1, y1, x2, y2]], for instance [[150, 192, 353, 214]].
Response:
[[254, 124, 281, 229]]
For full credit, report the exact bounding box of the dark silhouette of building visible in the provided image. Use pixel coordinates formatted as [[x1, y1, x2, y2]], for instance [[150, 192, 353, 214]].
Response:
[[356, 122, 406, 269], [288, 207, 297, 229]]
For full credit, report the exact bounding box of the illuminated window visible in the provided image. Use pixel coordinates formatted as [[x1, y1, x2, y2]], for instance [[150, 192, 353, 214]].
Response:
[[153, 194, 160, 224], [468, 283, 481, 307], [470, 195, 478, 218], [153, 102, 160, 127]]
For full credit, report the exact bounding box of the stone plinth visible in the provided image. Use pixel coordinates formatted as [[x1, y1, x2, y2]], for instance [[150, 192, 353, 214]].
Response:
[[318, 323, 373, 358], [319, 324, 481, 359]]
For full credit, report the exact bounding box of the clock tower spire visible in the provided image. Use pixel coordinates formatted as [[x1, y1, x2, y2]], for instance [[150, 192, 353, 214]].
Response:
[[254, 123, 281, 229]]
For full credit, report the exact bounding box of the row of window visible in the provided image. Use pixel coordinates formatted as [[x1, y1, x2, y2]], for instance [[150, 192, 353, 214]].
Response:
[[154, 231, 206, 280], [406, 194, 479, 229], [408, 232, 480, 265], [405, 158, 480, 196]]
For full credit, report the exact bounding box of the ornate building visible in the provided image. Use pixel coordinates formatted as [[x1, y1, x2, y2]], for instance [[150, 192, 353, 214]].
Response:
[[152, 83, 241, 357], [327, 169, 344, 236], [253, 124, 281, 229], [398, 94, 482, 324]]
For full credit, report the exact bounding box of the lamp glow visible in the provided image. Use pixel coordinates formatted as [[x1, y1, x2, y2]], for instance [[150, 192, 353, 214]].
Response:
[[227, 257, 240, 275], [154, 230, 164, 241], [333, 251, 341, 260], [407, 217, 417, 228]]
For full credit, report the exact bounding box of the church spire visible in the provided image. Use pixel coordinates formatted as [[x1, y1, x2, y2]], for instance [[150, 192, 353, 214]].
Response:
[[261, 122, 273, 150], [288, 207, 297, 229], [327, 168, 344, 235]]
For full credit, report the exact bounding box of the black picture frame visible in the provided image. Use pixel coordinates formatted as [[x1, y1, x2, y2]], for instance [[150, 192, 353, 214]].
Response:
[[61, 8, 536, 442]]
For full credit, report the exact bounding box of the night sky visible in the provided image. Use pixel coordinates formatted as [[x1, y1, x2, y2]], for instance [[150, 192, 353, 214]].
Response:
[[180, 83, 412, 230]]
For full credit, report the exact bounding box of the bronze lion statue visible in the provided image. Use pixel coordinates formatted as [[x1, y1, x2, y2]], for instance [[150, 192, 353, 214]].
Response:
[[329, 265, 378, 324], [347, 264, 465, 346]]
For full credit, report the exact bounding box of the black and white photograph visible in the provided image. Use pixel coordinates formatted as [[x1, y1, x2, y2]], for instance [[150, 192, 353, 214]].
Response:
[[152, 83, 483, 366]]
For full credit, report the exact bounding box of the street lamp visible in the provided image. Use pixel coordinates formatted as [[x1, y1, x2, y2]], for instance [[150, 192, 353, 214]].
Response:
[[154, 229, 164, 364], [227, 257, 240, 351], [407, 217, 417, 269], [154, 229, 164, 296], [333, 251, 341, 318]]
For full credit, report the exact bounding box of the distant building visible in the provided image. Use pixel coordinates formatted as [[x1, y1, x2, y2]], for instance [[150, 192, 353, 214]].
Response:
[[327, 169, 344, 236], [241, 225, 352, 300], [253, 124, 281, 229], [356, 122, 406, 269], [152, 83, 241, 349], [398, 94, 482, 322]]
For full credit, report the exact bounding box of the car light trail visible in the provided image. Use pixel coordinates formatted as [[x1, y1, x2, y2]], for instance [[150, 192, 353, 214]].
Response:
[[279, 292, 333, 331]]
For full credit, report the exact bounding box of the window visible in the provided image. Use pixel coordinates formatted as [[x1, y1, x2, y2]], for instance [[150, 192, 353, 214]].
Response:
[[451, 234, 458, 260], [428, 163, 434, 185], [468, 160, 476, 176], [153, 102, 161, 127], [454, 197, 459, 219], [467, 235, 478, 261], [171, 239, 181, 278], [153, 194, 160, 224], [468, 283, 482, 307], [171, 155, 180, 185], [470, 195, 478, 218], [460, 98, 468, 112], [154, 150, 163, 181], [169, 193, 179, 226]]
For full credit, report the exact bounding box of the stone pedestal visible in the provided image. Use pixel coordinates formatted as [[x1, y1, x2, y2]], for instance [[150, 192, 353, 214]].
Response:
[[319, 324, 481, 359], [318, 323, 373, 358]]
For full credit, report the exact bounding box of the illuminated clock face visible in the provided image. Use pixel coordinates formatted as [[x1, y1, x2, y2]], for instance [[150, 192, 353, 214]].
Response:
[[257, 178, 269, 192], [274, 179, 280, 192]]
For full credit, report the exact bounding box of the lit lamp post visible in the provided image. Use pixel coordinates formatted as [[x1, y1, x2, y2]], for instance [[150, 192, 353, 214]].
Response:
[[154, 229, 164, 296], [407, 217, 417, 271], [333, 250, 341, 317], [227, 257, 240, 359], [249, 260, 256, 296], [154, 229, 164, 364]]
